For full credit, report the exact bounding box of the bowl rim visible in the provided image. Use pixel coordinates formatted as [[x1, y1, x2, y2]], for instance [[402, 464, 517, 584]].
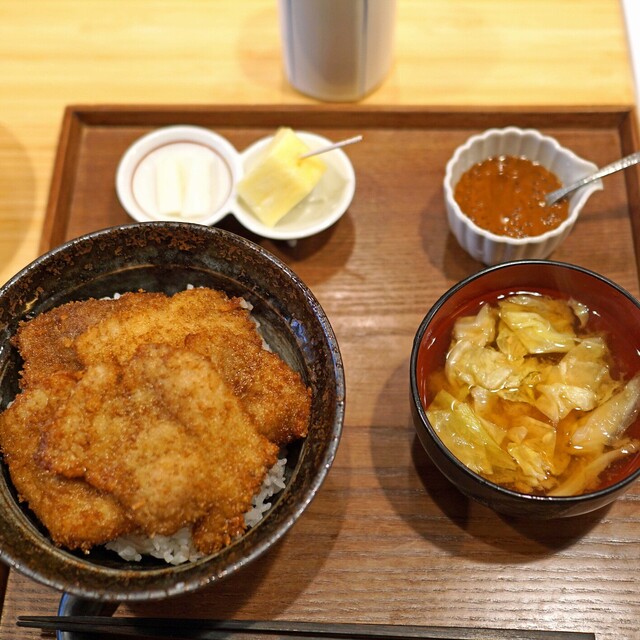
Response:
[[0, 221, 346, 600], [410, 259, 640, 505], [443, 126, 602, 247]]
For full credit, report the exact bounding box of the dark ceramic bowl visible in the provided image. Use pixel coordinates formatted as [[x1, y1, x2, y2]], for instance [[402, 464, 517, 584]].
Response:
[[410, 260, 640, 519], [0, 222, 345, 601]]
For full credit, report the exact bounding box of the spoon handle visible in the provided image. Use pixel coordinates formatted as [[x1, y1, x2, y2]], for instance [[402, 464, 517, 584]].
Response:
[[545, 150, 640, 206]]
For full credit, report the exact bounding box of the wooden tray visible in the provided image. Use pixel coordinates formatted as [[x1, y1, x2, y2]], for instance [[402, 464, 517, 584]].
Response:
[[2, 105, 640, 640]]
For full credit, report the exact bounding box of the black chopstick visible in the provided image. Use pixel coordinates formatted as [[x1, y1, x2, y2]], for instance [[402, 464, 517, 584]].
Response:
[[16, 616, 596, 640]]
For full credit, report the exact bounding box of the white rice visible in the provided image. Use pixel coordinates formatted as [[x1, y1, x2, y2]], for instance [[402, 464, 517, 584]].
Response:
[[105, 455, 288, 565]]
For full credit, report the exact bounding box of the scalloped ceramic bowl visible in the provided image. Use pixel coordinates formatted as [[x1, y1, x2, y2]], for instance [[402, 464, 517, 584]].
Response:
[[444, 127, 602, 265], [410, 260, 640, 519], [0, 222, 345, 601]]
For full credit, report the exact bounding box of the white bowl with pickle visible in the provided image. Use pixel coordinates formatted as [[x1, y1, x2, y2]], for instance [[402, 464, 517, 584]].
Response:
[[233, 128, 356, 241]]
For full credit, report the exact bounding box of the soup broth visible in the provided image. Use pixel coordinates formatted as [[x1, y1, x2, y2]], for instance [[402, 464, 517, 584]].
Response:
[[420, 289, 640, 496]]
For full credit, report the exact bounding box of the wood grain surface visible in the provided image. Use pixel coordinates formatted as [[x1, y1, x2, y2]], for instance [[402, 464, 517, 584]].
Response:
[[0, 1, 637, 637], [0, 0, 635, 288], [0, 105, 638, 640]]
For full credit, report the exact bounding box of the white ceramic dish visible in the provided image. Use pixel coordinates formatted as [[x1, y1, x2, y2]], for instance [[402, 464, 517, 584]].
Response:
[[233, 131, 356, 241], [116, 126, 242, 226], [444, 127, 602, 265], [116, 127, 356, 242]]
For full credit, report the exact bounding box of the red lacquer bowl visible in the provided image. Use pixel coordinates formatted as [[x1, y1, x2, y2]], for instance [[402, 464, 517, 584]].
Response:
[[410, 260, 640, 519]]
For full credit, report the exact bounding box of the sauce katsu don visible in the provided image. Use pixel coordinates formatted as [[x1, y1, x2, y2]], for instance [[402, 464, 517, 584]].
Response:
[[0, 287, 311, 558]]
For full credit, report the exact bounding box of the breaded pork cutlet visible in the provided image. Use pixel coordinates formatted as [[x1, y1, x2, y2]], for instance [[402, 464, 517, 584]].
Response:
[[13, 293, 166, 389], [186, 331, 310, 445], [75, 288, 245, 366], [76, 288, 311, 445], [40, 345, 279, 546], [0, 374, 133, 550], [0, 287, 311, 555]]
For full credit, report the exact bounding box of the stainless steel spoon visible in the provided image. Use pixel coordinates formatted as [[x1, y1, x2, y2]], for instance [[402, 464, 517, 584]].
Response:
[[545, 150, 640, 206]]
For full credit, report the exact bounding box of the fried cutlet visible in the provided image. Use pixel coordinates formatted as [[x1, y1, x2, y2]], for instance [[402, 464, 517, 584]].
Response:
[[39, 344, 279, 543], [13, 293, 166, 389], [2, 286, 310, 555], [74, 288, 243, 366], [75, 288, 310, 445], [186, 331, 310, 445], [0, 374, 133, 550]]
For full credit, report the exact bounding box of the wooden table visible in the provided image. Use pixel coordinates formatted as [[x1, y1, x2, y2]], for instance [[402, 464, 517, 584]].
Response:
[[1, 2, 639, 639], [0, 0, 635, 287]]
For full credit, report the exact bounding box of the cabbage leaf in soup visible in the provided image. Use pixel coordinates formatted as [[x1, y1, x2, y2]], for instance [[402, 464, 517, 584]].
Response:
[[427, 294, 640, 496]]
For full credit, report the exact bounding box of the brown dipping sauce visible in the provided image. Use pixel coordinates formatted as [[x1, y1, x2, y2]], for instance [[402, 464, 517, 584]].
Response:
[[454, 155, 569, 238]]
